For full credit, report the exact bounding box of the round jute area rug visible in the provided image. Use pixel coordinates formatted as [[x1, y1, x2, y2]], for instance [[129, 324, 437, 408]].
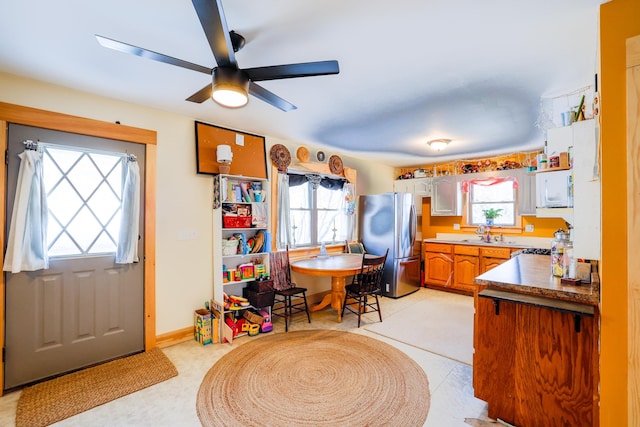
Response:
[[196, 329, 430, 426]]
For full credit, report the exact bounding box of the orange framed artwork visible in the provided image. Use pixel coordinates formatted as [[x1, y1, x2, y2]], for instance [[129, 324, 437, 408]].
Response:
[[195, 121, 268, 178]]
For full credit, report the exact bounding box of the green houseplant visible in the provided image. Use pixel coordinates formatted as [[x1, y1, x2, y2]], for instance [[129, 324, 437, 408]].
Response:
[[482, 208, 503, 226]]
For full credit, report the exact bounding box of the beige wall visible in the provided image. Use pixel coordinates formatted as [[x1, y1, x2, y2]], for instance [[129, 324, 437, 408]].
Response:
[[0, 71, 393, 334]]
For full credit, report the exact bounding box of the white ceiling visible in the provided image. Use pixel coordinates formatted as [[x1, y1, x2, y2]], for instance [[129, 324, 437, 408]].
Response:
[[0, 0, 604, 167]]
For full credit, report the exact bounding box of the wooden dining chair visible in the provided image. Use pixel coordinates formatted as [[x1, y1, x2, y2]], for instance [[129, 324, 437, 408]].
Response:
[[270, 246, 311, 332], [345, 240, 365, 254], [341, 249, 388, 327]]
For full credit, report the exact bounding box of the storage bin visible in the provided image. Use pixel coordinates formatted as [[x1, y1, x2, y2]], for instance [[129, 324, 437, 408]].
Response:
[[243, 288, 275, 309], [223, 216, 252, 228], [249, 278, 274, 293], [222, 239, 239, 255]]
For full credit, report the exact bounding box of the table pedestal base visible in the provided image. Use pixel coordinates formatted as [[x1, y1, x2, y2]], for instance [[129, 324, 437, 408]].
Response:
[[309, 276, 347, 322]]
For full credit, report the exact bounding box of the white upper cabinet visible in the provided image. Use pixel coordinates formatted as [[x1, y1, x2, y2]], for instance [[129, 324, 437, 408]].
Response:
[[431, 175, 461, 216], [393, 177, 431, 215]]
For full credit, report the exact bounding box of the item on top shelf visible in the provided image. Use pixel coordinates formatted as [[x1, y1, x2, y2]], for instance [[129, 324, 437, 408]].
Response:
[[270, 144, 291, 172], [296, 146, 310, 162], [328, 155, 344, 175]]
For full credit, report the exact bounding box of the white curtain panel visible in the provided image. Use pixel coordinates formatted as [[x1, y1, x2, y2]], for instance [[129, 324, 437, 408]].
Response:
[[276, 172, 292, 250], [115, 157, 140, 264], [342, 182, 356, 241], [3, 150, 49, 273]]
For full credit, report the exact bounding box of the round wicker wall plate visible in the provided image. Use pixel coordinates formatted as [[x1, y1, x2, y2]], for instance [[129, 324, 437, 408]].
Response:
[[328, 155, 344, 175], [270, 144, 291, 172], [296, 146, 310, 162]]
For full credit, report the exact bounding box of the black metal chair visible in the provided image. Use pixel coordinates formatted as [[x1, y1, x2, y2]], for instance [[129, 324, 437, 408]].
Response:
[[341, 249, 388, 327], [270, 246, 311, 332]]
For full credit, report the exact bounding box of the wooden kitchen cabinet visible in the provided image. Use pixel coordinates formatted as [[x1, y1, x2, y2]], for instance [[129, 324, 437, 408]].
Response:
[[453, 245, 479, 293], [474, 290, 596, 426], [479, 247, 512, 274], [423, 243, 453, 288]]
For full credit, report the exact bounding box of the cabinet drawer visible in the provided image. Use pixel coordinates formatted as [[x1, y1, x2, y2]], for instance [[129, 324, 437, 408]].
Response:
[[455, 245, 480, 256], [424, 243, 453, 254], [480, 247, 511, 259]]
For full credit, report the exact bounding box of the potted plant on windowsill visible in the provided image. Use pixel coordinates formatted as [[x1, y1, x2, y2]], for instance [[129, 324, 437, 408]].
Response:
[[482, 208, 503, 226]]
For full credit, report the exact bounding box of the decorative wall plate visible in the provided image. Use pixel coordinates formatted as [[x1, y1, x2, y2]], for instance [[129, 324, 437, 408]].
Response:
[[270, 144, 291, 172], [316, 151, 326, 162], [328, 155, 344, 175], [296, 146, 310, 162]]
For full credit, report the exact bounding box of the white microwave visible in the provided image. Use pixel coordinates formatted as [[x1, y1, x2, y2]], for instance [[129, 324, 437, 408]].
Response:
[[535, 169, 572, 208]]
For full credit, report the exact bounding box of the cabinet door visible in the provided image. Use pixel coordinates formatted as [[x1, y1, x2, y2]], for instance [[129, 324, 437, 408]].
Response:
[[413, 178, 432, 196], [393, 179, 411, 193], [517, 170, 537, 216], [425, 252, 453, 287], [515, 304, 594, 426], [431, 176, 461, 216], [453, 255, 479, 293], [474, 295, 517, 423], [480, 257, 506, 274], [572, 119, 600, 260]]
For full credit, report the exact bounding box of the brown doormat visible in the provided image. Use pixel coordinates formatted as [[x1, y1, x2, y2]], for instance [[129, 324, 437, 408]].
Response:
[[15, 348, 178, 427], [197, 330, 430, 426]]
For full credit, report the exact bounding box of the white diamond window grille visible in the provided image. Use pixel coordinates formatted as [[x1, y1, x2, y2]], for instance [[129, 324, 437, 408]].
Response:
[[43, 145, 124, 257]]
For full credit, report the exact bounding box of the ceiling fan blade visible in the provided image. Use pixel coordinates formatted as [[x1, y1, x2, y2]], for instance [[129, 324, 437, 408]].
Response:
[[249, 82, 297, 112], [191, 0, 236, 68], [186, 84, 213, 103], [96, 35, 212, 75], [244, 60, 340, 82]]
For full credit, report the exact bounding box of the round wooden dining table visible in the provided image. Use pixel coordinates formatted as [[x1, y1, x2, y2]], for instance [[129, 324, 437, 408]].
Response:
[[290, 253, 364, 322]]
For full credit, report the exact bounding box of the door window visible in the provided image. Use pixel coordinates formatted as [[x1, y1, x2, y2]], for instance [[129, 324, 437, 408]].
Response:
[[43, 144, 124, 257]]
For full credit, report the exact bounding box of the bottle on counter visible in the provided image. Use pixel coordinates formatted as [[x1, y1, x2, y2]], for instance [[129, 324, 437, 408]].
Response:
[[551, 229, 571, 277]]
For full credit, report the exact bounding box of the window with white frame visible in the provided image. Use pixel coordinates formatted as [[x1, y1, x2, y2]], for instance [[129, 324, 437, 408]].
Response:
[[468, 178, 516, 226], [288, 173, 346, 246]]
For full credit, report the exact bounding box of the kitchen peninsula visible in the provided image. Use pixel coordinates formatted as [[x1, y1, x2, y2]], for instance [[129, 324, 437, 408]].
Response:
[[473, 254, 599, 426]]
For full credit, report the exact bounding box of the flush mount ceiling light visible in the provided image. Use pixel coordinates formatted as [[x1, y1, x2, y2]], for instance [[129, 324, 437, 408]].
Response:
[[212, 67, 250, 108], [427, 138, 451, 152]]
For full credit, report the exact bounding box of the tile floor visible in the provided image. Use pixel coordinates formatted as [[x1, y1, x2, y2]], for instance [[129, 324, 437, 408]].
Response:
[[0, 288, 492, 426]]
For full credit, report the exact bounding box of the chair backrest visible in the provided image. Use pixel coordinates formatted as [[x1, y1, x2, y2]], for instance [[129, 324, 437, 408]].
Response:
[[269, 246, 294, 291], [346, 240, 365, 254], [356, 249, 388, 294]]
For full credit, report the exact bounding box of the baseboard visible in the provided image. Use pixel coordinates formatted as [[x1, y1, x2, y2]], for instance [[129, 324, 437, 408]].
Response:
[[156, 326, 193, 348]]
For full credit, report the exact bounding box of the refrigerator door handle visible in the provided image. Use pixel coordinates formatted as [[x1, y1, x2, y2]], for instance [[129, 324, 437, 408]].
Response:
[[409, 203, 416, 249]]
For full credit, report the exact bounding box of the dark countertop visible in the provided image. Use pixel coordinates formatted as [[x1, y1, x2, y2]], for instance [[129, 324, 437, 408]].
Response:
[[423, 238, 530, 249], [474, 254, 600, 306]]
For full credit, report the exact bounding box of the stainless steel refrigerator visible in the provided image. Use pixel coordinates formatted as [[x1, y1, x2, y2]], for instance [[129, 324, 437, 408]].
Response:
[[358, 192, 421, 298]]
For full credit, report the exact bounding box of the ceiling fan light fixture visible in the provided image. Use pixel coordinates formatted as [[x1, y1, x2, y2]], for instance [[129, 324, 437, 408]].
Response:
[[212, 67, 249, 108], [427, 138, 451, 152]]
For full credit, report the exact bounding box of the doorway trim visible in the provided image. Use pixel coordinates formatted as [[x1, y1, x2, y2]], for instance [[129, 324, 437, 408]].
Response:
[[0, 102, 157, 396]]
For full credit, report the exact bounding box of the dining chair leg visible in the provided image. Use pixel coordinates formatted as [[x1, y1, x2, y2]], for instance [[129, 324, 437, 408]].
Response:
[[285, 295, 290, 332], [357, 297, 364, 328], [375, 294, 382, 322], [302, 293, 311, 323]]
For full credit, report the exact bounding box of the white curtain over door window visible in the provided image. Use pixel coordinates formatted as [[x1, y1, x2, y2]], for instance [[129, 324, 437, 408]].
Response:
[[3, 150, 49, 273], [116, 156, 140, 264]]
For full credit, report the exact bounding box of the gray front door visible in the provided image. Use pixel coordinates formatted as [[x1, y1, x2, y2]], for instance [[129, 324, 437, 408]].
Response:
[[4, 124, 145, 390]]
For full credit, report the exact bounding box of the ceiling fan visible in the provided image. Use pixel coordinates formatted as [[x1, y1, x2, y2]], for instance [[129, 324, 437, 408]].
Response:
[[96, 0, 339, 111]]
